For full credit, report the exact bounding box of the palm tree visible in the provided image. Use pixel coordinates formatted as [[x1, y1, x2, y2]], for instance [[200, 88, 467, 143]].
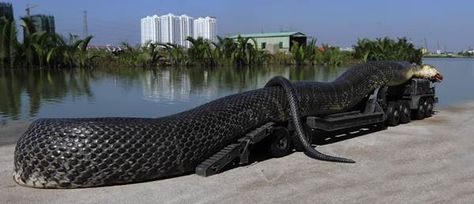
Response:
[[213, 36, 237, 64], [0, 17, 18, 68], [157, 43, 186, 66], [305, 39, 317, 65], [19, 17, 38, 68], [290, 41, 306, 66], [73, 35, 96, 68], [187, 36, 216, 66], [354, 37, 422, 64], [231, 35, 259, 66]]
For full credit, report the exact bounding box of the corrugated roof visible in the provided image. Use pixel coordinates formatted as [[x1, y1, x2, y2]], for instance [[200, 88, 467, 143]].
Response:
[[229, 31, 306, 38]]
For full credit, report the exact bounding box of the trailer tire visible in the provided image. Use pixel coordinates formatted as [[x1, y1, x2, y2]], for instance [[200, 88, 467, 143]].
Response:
[[269, 127, 291, 157], [414, 98, 426, 120], [386, 101, 400, 126], [399, 101, 411, 124], [425, 98, 434, 117]]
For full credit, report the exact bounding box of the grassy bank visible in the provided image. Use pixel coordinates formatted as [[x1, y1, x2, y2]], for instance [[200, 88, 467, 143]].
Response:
[[1, 15, 423, 69]]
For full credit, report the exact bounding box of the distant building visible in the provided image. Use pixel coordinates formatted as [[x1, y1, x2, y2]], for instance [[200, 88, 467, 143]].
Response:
[[0, 2, 14, 20], [230, 31, 307, 53], [28, 14, 56, 33], [339, 47, 354, 52], [193, 17, 217, 42], [87, 45, 126, 53], [140, 13, 216, 48], [141, 15, 161, 45], [160, 13, 180, 45], [178, 15, 193, 48]]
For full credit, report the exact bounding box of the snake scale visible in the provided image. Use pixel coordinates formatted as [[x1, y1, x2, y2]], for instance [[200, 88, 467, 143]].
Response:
[[13, 61, 442, 188]]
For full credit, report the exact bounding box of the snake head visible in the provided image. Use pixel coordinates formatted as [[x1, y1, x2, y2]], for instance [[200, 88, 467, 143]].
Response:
[[414, 64, 443, 82]]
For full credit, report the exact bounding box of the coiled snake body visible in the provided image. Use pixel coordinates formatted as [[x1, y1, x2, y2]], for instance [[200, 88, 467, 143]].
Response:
[[13, 61, 442, 188]]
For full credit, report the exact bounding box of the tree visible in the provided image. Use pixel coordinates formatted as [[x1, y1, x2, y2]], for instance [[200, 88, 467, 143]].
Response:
[[0, 17, 18, 68], [354, 37, 423, 64], [187, 36, 216, 66]]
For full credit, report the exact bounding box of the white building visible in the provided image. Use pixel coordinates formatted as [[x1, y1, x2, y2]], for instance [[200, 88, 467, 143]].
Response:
[[178, 15, 194, 48], [160, 13, 180, 45], [140, 15, 160, 45], [141, 14, 217, 47], [193, 17, 217, 42]]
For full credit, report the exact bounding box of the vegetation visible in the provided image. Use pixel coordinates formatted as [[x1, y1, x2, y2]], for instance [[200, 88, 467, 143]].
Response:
[[353, 37, 423, 64], [1, 16, 96, 69], [125, 36, 421, 67], [1, 14, 425, 69]]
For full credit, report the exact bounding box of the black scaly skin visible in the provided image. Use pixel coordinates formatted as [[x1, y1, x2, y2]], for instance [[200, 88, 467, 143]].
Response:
[[265, 76, 355, 163], [14, 61, 415, 188]]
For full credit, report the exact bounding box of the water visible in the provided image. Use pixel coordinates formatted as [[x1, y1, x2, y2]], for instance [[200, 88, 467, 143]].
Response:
[[0, 58, 472, 122]]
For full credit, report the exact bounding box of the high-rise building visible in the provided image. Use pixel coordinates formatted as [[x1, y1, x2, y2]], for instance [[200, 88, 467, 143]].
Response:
[[193, 17, 217, 42], [140, 13, 217, 47], [0, 2, 14, 21], [29, 15, 55, 33], [178, 15, 193, 48], [141, 15, 160, 45], [160, 13, 179, 45]]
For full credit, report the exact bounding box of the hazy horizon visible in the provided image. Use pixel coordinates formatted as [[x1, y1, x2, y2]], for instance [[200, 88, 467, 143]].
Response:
[[5, 0, 474, 51]]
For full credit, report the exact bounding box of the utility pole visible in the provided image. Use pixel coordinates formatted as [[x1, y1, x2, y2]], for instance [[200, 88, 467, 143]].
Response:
[[423, 38, 428, 50], [25, 4, 38, 16], [83, 10, 89, 38]]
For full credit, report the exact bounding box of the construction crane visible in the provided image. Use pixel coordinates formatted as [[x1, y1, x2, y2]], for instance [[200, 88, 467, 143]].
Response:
[[26, 4, 38, 16]]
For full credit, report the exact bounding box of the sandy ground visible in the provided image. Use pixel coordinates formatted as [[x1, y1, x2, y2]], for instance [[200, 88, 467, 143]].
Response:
[[1, 103, 474, 204]]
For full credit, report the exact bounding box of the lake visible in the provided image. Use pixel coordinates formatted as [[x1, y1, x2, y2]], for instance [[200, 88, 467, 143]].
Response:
[[0, 58, 473, 122]]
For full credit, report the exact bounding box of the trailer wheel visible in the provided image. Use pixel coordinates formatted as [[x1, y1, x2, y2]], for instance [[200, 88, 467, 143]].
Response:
[[425, 98, 434, 117], [269, 127, 291, 157], [399, 101, 411, 124], [414, 98, 426, 120], [386, 101, 400, 126]]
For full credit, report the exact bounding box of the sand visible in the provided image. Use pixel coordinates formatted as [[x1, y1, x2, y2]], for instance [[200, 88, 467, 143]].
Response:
[[1, 102, 473, 204]]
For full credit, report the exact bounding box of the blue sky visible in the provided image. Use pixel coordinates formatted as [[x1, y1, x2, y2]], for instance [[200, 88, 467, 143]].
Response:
[[6, 0, 474, 51]]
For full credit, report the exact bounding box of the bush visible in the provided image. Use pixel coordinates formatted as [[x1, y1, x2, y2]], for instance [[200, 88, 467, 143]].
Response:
[[353, 37, 423, 64], [315, 44, 350, 66]]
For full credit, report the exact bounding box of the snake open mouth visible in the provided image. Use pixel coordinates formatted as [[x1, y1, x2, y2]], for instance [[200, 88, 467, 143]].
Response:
[[432, 73, 443, 82]]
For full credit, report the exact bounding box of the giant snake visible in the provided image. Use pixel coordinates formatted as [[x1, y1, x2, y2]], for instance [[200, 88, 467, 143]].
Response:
[[13, 61, 443, 188]]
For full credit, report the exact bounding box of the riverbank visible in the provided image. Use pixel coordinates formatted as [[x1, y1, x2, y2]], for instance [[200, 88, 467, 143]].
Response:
[[1, 102, 474, 203]]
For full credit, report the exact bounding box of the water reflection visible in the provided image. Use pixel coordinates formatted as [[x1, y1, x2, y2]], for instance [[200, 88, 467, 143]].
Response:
[[0, 69, 94, 120], [143, 69, 192, 103], [2, 59, 470, 122], [141, 66, 345, 104]]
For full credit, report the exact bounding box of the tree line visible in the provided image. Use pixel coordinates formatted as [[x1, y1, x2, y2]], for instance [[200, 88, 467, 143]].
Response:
[[94, 36, 423, 68], [1, 15, 423, 69], [0, 17, 96, 69]]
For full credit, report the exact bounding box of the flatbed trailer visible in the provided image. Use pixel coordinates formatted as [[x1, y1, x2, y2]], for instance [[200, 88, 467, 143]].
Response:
[[196, 78, 438, 177]]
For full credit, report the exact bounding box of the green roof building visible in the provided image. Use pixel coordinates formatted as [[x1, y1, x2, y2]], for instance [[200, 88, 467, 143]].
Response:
[[230, 31, 307, 53], [0, 2, 13, 20]]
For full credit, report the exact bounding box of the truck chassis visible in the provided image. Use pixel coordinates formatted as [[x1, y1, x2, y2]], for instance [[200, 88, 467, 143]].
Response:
[[195, 78, 437, 177]]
